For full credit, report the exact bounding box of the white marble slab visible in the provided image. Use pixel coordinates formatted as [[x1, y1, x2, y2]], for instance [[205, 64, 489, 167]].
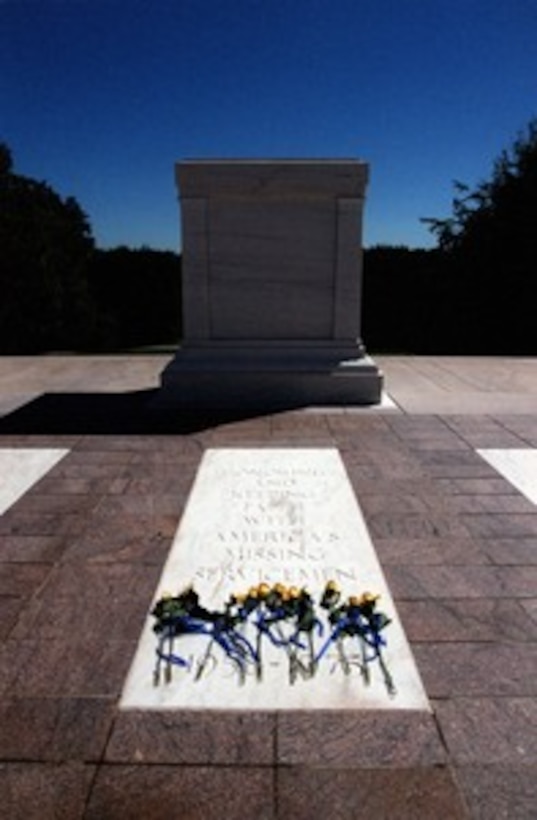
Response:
[[0, 448, 70, 516], [121, 448, 429, 711], [477, 448, 537, 505]]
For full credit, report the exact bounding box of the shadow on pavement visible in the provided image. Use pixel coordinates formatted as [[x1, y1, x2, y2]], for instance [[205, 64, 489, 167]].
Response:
[[0, 390, 279, 435]]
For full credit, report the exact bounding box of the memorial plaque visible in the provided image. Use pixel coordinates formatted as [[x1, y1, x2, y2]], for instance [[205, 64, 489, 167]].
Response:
[[121, 449, 429, 710]]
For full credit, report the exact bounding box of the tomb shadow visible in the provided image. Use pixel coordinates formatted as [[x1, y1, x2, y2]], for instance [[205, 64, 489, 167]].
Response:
[[0, 390, 288, 435]]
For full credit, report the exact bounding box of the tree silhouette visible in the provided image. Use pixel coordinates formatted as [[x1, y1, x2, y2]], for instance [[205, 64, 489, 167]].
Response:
[[363, 246, 454, 353], [0, 142, 97, 352], [89, 246, 182, 348], [422, 119, 537, 352], [0, 143, 13, 176], [423, 119, 537, 255]]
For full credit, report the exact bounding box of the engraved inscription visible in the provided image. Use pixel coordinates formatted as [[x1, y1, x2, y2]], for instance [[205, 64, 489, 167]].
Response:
[[191, 458, 357, 593]]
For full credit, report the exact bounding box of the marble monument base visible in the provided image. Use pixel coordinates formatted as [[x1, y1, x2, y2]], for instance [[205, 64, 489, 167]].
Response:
[[158, 342, 383, 408]]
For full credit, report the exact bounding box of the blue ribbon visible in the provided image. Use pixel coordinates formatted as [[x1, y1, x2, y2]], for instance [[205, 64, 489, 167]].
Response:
[[156, 612, 260, 671], [314, 613, 386, 665], [153, 595, 391, 684]]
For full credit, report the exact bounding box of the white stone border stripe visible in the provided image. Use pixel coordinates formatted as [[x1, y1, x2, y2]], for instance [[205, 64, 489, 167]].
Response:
[[477, 448, 537, 505], [0, 449, 70, 516]]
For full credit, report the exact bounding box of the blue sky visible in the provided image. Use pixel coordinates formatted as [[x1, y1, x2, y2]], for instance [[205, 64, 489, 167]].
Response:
[[2, 0, 537, 251]]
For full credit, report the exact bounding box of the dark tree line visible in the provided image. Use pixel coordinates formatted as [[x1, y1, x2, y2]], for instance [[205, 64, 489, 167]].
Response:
[[0, 143, 181, 353], [89, 247, 181, 349], [2, 119, 537, 354], [0, 143, 96, 352], [364, 118, 537, 353], [362, 246, 455, 353]]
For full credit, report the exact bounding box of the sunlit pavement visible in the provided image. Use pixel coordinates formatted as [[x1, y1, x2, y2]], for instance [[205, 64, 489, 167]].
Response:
[[1, 355, 536, 819]]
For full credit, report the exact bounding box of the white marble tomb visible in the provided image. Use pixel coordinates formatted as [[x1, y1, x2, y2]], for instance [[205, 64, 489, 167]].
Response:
[[121, 448, 429, 711], [159, 160, 383, 407]]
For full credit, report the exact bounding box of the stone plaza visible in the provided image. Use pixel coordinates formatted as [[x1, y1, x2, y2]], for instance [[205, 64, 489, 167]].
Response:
[[1, 353, 537, 818]]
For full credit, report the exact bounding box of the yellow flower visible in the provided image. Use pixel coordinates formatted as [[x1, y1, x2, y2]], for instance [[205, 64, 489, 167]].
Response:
[[281, 587, 291, 602], [257, 582, 271, 599], [360, 592, 380, 605]]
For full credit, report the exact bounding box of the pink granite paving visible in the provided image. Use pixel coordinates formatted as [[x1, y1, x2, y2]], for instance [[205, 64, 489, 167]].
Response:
[[0, 357, 536, 817]]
